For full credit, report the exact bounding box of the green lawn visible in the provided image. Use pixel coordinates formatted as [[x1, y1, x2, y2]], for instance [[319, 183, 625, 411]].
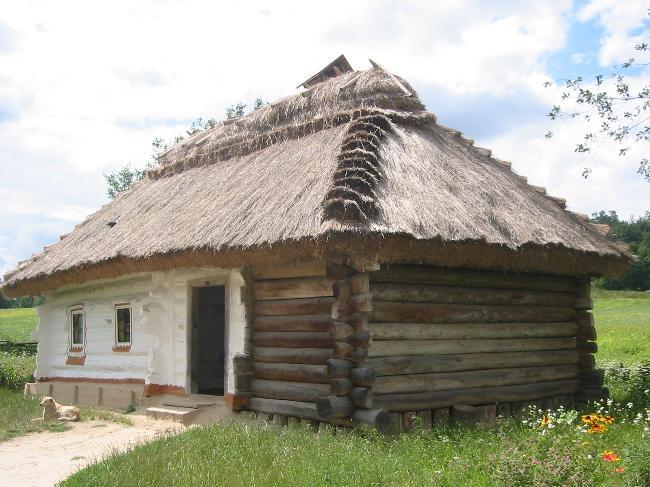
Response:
[[591, 289, 650, 365], [0, 308, 38, 342], [0, 388, 70, 441], [62, 405, 650, 487]]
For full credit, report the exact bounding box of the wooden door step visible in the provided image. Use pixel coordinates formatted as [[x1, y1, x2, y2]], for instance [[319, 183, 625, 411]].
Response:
[[161, 394, 224, 409], [146, 405, 199, 423]]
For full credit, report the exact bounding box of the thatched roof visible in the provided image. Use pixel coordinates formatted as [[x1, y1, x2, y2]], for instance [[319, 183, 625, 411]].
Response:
[[2, 64, 632, 297]]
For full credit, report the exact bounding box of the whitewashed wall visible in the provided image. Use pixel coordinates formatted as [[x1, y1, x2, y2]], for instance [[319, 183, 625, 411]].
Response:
[[33, 267, 247, 394]]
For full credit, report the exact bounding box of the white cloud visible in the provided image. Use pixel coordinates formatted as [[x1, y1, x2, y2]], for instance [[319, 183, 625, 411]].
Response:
[[0, 0, 647, 277]]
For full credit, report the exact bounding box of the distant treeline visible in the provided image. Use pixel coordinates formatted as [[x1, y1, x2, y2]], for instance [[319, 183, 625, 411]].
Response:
[[591, 210, 650, 291], [0, 294, 43, 309]]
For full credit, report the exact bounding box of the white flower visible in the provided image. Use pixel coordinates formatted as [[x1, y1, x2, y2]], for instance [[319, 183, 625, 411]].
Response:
[[587, 455, 593, 460]]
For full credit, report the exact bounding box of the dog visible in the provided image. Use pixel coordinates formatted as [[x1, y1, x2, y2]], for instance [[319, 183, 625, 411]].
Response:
[[38, 396, 80, 421]]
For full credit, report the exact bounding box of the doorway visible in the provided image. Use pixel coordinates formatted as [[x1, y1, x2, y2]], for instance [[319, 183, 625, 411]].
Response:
[[191, 286, 226, 395]]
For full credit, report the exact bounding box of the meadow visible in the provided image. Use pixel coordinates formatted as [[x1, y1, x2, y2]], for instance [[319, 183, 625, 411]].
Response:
[[0, 290, 648, 485]]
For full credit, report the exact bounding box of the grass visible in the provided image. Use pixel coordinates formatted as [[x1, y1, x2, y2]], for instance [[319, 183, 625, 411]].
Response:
[[591, 289, 650, 365], [62, 404, 650, 487], [0, 308, 38, 342], [0, 388, 71, 442], [0, 388, 135, 443]]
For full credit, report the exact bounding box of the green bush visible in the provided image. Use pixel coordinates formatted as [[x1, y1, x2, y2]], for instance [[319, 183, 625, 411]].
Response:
[[603, 361, 650, 411], [0, 352, 35, 389]]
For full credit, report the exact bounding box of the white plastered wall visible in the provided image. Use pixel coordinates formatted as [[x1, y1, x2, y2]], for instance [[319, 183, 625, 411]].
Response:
[[33, 267, 247, 394]]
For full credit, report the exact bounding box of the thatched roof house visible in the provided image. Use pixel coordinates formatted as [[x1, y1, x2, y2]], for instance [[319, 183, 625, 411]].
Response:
[[4, 57, 630, 429]]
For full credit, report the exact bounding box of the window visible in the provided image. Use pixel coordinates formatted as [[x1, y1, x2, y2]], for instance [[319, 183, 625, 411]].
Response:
[[115, 305, 132, 346], [70, 309, 84, 346]]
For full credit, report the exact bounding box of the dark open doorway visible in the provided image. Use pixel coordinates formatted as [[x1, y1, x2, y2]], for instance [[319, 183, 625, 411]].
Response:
[[191, 286, 225, 395]]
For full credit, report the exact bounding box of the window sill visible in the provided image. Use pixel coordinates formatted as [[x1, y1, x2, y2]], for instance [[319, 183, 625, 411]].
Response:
[[112, 345, 131, 352], [66, 355, 86, 366]]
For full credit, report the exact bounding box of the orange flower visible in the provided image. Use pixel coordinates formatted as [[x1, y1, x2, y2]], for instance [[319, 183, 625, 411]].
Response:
[[614, 467, 624, 473], [581, 414, 596, 424], [539, 415, 552, 427], [601, 451, 621, 462], [589, 424, 606, 434], [601, 416, 614, 425]]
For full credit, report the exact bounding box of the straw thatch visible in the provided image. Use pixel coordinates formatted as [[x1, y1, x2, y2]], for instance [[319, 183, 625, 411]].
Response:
[[1, 66, 631, 297]]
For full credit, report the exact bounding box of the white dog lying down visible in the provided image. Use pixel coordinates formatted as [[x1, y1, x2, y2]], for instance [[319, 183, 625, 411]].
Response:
[[39, 396, 80, 421]]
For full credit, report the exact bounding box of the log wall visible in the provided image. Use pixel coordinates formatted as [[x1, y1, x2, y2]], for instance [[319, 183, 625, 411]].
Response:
[[366, 264, 592, 413], [245, 261, 603, 431]]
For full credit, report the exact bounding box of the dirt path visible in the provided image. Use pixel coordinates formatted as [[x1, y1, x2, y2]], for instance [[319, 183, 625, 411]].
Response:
[[0, 415, 181, 487]]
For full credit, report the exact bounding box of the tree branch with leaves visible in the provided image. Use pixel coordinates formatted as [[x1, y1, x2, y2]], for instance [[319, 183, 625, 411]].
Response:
[[544, 41, 649, 180]]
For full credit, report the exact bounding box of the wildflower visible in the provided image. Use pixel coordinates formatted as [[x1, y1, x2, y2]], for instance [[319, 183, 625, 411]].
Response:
[[601, 451, 621, 462], [627, 402, 634, 409], [581, 415, 594, 424], [539, 415, 552, 427], [601, 416, 614, 424], [588, 424, 606, 434], [614, 467, 624, 473], [587, 454, 593, 460]]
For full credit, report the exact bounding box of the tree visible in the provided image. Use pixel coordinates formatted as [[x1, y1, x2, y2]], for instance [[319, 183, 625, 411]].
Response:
[[544, 42, 649, 180], [591, 210, 650, 290], [104, 99, 266, 198]]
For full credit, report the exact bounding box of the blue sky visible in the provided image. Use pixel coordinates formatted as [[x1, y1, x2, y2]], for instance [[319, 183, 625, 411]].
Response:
[[0, 0, 648, 280]]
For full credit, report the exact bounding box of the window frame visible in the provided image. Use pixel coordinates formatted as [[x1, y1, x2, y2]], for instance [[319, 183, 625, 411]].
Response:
[[113, 303, 132, 350], [68, 305, 86, 353]]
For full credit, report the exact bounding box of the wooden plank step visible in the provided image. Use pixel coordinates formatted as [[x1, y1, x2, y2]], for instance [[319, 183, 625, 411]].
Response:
[[146, 405, 199, 423], [162, 395, 224, 409]]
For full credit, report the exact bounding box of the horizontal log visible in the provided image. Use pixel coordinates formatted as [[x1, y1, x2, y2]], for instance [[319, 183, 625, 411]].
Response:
[[253, 332, 333, 348], [330, 322, 354, 340], [370, 265, 576, 292], [333, 281, 351, 301], [373, 379, 580, 411], [253, 362, 329, 383], [348, 330, 371, 347], [577, 353, 596, 370], [327, 358, 354, 378], [351, 387, 373, 409], [330, 378, 353, 395], [253, 260, 326, 280], [347, 349, 369, 365], [251, 379, 329, 402], [371, 301, 575, 324], [249, 397, 321, 420], [368, 350, 579, 376], [574, 297, 593, 310], [374, 365, 579, 395], [577, 341, 598, 354], [255, 297, 335, 316], [351, 367, 376, 387], [349, 273, 370, 294], [350, 294, 372, 312], [579, 369, 605, 388], [576, 326, 597, 341], [369, 322, 578, 341], [351, 409, 391, 433], [574, 312, 594, 328], [369, 337, 576, 357], [370, 283, 575, 307], [332, 341, 355, 359], [254, 314, 332, 332], [255, 276, 334, 301], [317, 395, 355, 419], [254, 347, 332, 365], [326, 261, 357, 280]]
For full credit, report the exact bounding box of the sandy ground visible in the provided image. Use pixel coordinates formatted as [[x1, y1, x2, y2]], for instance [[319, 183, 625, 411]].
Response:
[[0, 415, 182, 487]]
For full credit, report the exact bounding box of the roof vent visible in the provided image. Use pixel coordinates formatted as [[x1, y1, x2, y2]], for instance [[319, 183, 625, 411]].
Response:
[[298, 54, 353, 89]]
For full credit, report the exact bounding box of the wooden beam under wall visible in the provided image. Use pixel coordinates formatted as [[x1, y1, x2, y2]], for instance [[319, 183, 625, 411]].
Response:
[[249, 397, 321, 421], [373, 379, 580, 411], [253, 362, 329, 383], [252, 379, 330, 403], [254, 347, 332, 365]]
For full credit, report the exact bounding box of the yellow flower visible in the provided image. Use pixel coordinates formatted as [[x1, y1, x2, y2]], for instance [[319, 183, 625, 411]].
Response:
[[539, 415, 552, 427], [588, 424, 606, 434], [601, 416, 614, 425], [581, 414, 596, 424]]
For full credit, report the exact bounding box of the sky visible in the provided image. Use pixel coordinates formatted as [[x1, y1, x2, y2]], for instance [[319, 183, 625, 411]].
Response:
[[0, 0, 648, 277]]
